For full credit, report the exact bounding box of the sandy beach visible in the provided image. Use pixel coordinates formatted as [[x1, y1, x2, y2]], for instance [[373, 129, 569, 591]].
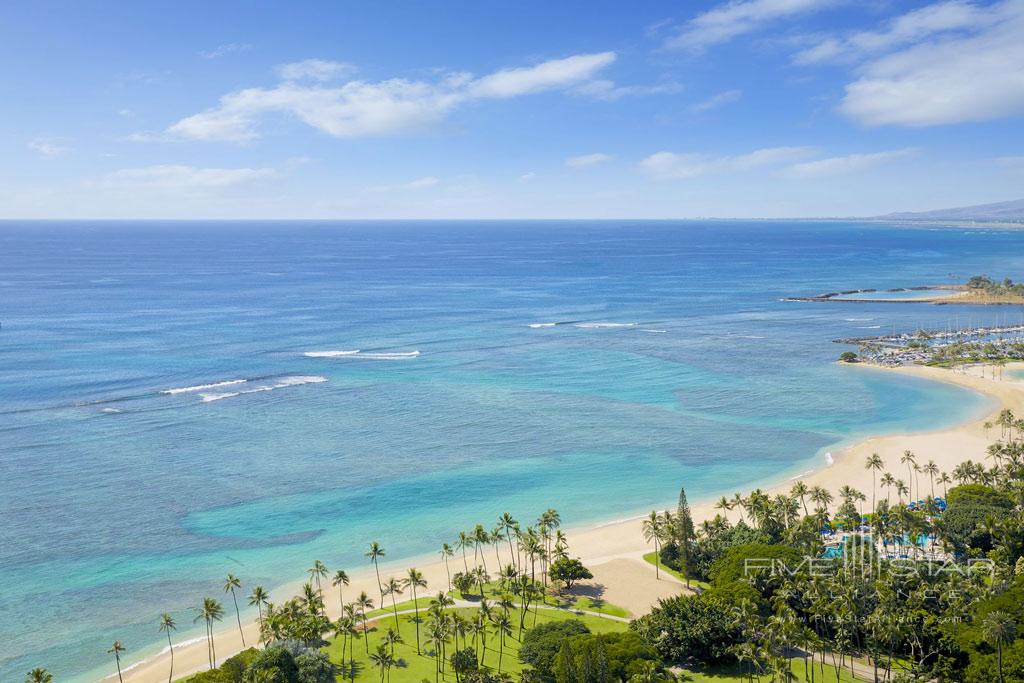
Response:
[[115, 362, 1024, 682]]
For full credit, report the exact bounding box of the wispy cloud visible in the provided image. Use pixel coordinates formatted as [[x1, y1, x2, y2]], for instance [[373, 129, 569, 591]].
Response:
[[276, 59, 356, 82], [363, 176, 442, 193], [640, 146, 816, 179], [790, 1, 1024, 127], [794, 1, 991, 65], [690, 89, 742, 113], [199, 43, 252, 59], [566, 153, 613, 168], [788, 148, 915, 176], [665, 0, 835, 53], [572, 79, 682, 101], [519, 172, 537, 182], [162, 52, 618, 142], [98, 164, 277, 190], [28, 138, 71, 158]]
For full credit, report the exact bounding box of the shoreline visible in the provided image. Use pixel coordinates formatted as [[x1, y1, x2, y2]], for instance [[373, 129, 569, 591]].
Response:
[[109, 362, 1024, 683]]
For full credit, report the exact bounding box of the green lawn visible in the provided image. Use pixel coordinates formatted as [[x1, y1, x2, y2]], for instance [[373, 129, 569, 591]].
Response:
[[323, 605, 626, 681], [678, 657, 865, 682], [452, 580, 631, 618], [641, 552, 711, 591]]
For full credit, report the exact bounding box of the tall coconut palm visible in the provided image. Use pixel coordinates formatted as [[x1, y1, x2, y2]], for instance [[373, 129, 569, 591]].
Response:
[[715, 495, 733, 521], [491, 613, 513, 671], [158, 613, 177, 683], [439, 543, 454, 591], [938, 471, 952, 498], [223, 574, 246, 646], [456, 531, 472, 573], [472, 524, 490, 575], [357, 591, 374, 653], [26, 668, 53, 683], [641, 510, 664, 579], [900, 450, 917, 500], [248, 586, 269, 645], [497, 512, 519, 572], [810, 486, 833, 514], [107, 641, 126, 683], [924, 460, 939, 498], [365, 542, 386, 605], [369, 644, 396, 683], [403, 567, 428, 654], [865, 453, 884, 527], [382, 577, 403, 629], [880, 472, 896, 505], [983, 610, 1017, 683], [194, 597, 224, 669], [332, 569, 350, 615], [790, 481, 810, 517], [308, 560, 329, 601]]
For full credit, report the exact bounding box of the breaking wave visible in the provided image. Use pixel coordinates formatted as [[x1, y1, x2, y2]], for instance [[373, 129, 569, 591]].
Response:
[[305, 350, 419, 360], [574, 322, 638, 329], [200, 376, 327, 402], [161, 379, 248, 395]]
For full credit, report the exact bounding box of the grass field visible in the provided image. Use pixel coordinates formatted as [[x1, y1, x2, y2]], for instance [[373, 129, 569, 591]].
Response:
[[641, 552, 712, 591], [322, 605, 626, 681], [451, 579, 631, 618]]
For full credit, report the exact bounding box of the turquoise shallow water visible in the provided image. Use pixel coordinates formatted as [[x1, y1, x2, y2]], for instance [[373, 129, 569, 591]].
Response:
[[0, 220, 1019, 680]]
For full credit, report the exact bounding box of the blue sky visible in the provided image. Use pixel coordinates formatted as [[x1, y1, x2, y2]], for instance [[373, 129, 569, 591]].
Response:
[[3, 0, 1023, 218]]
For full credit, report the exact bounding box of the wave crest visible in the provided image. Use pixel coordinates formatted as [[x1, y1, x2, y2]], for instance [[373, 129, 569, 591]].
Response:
[[200, 376, 327, 402]]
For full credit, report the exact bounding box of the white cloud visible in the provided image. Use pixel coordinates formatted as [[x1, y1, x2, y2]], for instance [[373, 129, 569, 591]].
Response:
[[363, 176, 443, 194], [467, 52, 615, 98], [519, 172, 537, 182], [28, 139, 70, 158], [163, 52, 617, 142], [566, 152, 613, 168], [788, 148, 915, 176], [199, 43, 252, 59], [690, 89, 743, 113], [571, 79, 682, 101], [666, 0, 834, 52], [640, 146, 815, 179], [276, 59, 356, 82], [793, 1, 1024, 127], [98, 165, 277, 190], [795, 1, 995, 65]]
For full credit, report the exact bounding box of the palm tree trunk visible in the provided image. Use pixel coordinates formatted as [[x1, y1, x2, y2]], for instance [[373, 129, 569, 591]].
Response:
[[231, 590, 246, 646], [115, 653, 124, 683], [167, 633, 174, 683], [374, 559, 383, 605]]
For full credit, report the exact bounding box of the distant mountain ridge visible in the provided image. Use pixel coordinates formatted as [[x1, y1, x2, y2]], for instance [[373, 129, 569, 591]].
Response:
[[879, 198, 1024, 222]]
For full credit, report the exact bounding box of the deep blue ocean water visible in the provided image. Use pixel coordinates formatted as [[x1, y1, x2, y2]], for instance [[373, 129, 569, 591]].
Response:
[[1, 220, 1021, 681]]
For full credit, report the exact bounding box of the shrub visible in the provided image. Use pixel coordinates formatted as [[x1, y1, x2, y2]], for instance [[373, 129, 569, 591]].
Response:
[[519, 619, 591, 678], [294, 650, 335, 683], [553, 634, 608, 683], [631, 593, 742, 664], [244, 646, 298, 683]]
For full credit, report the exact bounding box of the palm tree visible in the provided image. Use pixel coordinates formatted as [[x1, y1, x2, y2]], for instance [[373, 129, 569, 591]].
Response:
[[403, 567, 428, 654], [924, 460, 939, 498], [715, 495, 733, 521], [880, 472, 896, 504], [865, 453, 884, 525], [498, 512, 519, 572], [492, 613, 513, 671], [382, 577, 404, 629], [439, 543, 455, 591], [983, 610, 1017, 683], [809, 486, 833, 513], [369, 643, 396, 683], [457, 531, 472, 572], [900, 450, 916, 500], [790, 481, 810, 516], [194, 597, 224, 669], [938, 471, 952, 498], [248, 586, 269, 645], [25, 668, 53, 683], [332, 569, 350, 615], [158, 613, 177, 683], [383, 626, 403, 656], [223, 573, 246, 646], [366, 541, 387, 605], [309, 559, 329, 601], [642, 510, 664, 578], [107, 641, 126, 683], [357, 591, 375, 653]]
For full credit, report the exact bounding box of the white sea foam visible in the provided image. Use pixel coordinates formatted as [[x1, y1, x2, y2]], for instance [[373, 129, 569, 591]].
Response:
[[736, 335, 765, 339], [857, 325, 882, 329], [640, 329, 667, 333], [844, 318, 874, 322], [200, 375, 327, 402], [574, 322, 637, 329], [101, 408, 123, 414], [161, 379, 247, 395], [825, 452, 835, 466], [304, 350, 361, 358], [789, 470, 813, 481], [306, 349, 419, 360], [528, 323, 558, 328]]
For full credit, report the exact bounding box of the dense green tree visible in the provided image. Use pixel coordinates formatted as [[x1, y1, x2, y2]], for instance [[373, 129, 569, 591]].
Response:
[[548, 557, 593, 589], [519, 620, 591, 679], [631, 593, 743, 664]]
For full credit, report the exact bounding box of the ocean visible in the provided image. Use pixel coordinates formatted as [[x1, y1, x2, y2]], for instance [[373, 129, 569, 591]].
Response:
[[1, 220, 1019, 681]]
